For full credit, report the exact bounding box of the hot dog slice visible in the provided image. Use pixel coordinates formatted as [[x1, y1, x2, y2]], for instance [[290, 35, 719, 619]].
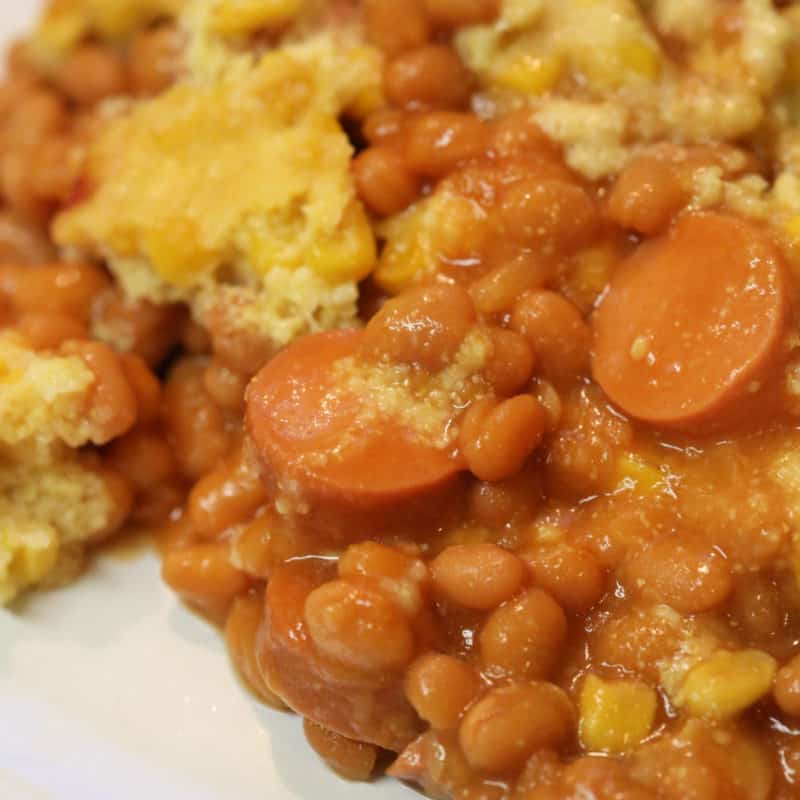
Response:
[[592, 212, 789, 430]]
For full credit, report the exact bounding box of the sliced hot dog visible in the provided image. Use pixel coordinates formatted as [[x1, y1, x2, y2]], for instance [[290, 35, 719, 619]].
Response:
[[257, 560, 422, 752], [592, 212, 789, 430], [246, 329, 463, 539]]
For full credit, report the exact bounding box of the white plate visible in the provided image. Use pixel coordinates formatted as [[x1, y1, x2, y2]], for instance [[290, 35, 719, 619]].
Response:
[[0, 6, 412, 799]]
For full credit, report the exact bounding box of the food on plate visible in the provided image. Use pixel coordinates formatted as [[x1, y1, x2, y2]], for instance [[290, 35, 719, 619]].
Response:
[[5, 0, 800, 797]]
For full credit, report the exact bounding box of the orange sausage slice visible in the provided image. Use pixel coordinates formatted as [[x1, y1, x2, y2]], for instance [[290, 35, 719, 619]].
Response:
[[592, 212, 789, 430], [246, 329, 463, 538], [257, 560, 422, 752]]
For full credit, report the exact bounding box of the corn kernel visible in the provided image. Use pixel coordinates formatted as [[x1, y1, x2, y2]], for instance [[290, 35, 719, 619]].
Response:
[[573, 39, 661, 90], [493, 54, 563, 96], [616, 453, 663, 494], [306, 202, 376, 284], [619, 40, 661, 80], [676, 650, 777, 720], [785, 215, 800, 243], [375, 241, 430, 294], [210, 0, 302, 36], [375, 203, 434, 294], [565, 242, 618, 312], [0, 523, 59, 604], [579, 675, 658, 754]]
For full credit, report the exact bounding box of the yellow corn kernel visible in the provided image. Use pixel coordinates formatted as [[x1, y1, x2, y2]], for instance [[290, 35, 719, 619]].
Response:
[[785, 215, 800, 243], [1, 524, 59, 604], [13, 533, 60, 586], [375, 242, 430, 294], [566, 242, 618, 312], [676, 650, 777, 720], [579, 675, 658, 754], [374, 203, 434, 293], [210, 0, 302, 36], [575, 39, 661, 90], [493, 54, 563, 96], [616, 453, 663, 494], [619, 40, 661, 80], [306, 202, 376, 284]]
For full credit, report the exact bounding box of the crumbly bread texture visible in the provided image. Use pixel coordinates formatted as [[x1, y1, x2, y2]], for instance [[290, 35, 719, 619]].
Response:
[[0, 332, 115, 603], [53, 8, 382, 355]]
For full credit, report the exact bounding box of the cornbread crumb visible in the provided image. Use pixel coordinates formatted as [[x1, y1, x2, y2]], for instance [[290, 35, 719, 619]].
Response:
[[0, 331, 94, 453], [333, 330, 492, 450], [0, 333, 116, 604], [54, 33, 380, 351]]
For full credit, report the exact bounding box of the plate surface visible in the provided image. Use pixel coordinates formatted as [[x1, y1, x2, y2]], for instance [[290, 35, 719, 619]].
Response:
[[0, 6, 411, 799]]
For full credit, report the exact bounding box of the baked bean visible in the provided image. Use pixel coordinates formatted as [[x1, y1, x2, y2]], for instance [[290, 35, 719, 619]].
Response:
[[459, 395, 546, 482], [482, 327, 536, 396], [157, 512, 196, 554], [362, 108, 407, 146], [500, 179, 599, 254], [15, 312, 87, 349], [106, 429, 177, 493], [203, 358, 248, 411], [510, 290, 590, 384], [523, 544, 607, 613], [0, 210, 54, 263], [774, 655, 800, 716], [430, 543, 526, 610], [404, 653, 480, 729], [561, 757, 651, 800], [423, 0, 498, 27], [531, 378, 562, 431], [132, 481, 185, 526], [304, 579, 415, 673], [128, 24, 182, 95], [3, 88, 65, 149], [303, 719, 378, 781], [179, 316, 212, 355], [470, 254, 551, 315], [353, 145, 421, 216], [28, 135, 82, 203], [0, 295, 11, 327], [62, 340, 138, 444], [479, 588, 567, 679], [162, 542, 250, 609], [406, 112, 490, 177], [118, 353, 161, 427], [5, 41, 37, 80], [3, 261, 110, 321], [623, 536, 733, 614], [162, 358, 233, 480], [92, 288, 182, 366], [467, 471, 541, 527], [606, 153, 686, 235], [55, 43, 128, 105], [384, 45, 472, 110], [361, 283, 476, 370], [363, 0, 431, 57], [339, 543, 428, 618], [225, 591, 286, 708], [187, 446, 267, 539], [232, 512, 302, 578], [730, 575, 783, 642], [544, 385, 632, 500], [204, 308, 275, 376], [458, 682, 574, 773]]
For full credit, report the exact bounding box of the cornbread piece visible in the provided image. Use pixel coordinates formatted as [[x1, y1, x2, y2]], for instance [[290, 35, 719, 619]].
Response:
[[0, 332, 125, 603]]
